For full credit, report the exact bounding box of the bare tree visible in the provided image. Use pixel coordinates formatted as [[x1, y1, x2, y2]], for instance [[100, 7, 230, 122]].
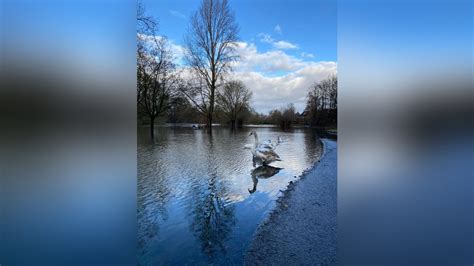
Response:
[[178, 77, 210, 121], [217, 80, 252, 128], [137, 3, 178, 137], [182, 0, 239, 131]]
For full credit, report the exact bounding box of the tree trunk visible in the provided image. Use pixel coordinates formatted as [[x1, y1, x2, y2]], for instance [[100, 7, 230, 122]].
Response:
[[207, 114, 213, 132], [230, 119, 236, 129], [150, 116, 155, 138], [208, 83, 215, 133]]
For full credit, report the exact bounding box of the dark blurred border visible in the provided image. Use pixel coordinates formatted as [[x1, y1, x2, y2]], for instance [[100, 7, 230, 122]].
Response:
[[338, 0, 473, 264], [1, 0, 137, 264]]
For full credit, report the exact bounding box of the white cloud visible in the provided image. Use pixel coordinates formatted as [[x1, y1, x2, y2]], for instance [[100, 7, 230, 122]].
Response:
[[258, 33, 298, 50], [169, 10, 186, 19], [229, 42, 337, 113], [301, 52, 315, 58], [274, 24, 282, 34], [138, 34, 186, 65], [169, 40, 186, 64], [231, 62, 337, 113], [232, 42, 305, 72], [273, 40, 298, 49]]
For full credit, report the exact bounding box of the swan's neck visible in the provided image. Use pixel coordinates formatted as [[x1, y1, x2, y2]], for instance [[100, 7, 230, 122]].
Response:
[[253, 133, 259, 147]]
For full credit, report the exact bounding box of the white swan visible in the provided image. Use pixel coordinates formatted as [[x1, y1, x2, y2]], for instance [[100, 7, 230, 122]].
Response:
[[244, 134, 276, 149], [248, 130, 281, 165], [247, 134, 284, 149], [243, 143, 253, 149], [244, 133, 285, 150]]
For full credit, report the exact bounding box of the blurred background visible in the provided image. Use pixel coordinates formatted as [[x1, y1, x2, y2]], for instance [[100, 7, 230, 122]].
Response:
[[338, 0, 472, 264], [1, 0, 472, 264], [1, 0, 137, 264]]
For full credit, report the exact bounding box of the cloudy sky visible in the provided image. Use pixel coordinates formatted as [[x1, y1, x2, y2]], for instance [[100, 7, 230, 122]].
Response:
[[143, 0, 337, 114]]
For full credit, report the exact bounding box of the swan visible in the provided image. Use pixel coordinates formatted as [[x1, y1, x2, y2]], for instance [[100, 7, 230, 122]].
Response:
[[243, 132, 286, 151], [254, 135, 286, 150], [244, 132, 275, 149], [248, 130, 281, 165]]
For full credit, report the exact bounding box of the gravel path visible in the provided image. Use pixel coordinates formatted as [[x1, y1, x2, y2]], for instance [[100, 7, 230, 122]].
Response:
[[245, 139, 337, 265]]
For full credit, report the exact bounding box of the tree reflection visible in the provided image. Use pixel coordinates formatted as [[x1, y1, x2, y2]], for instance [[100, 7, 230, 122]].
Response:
[[190, 174, 235, 258], [137, 128, 176, 260], [248, 165, 282, 194], [137, 144, 172, 258], [188, 134, 236, 259], [303, 128, 320, 165]]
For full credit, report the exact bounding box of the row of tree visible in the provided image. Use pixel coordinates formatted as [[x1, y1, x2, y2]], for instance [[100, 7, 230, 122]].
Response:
[[137, 3, 178, 136], [304, 75, 337, 127], [138, 0, 245, 136]]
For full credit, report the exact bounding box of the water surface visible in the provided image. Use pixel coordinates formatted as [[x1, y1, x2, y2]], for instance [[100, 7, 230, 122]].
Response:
[[138, 126, 322, 265]]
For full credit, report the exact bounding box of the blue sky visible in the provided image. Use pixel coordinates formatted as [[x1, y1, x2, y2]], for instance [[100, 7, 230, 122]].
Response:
[[141, 0, 338, 113], [143, 0, 337, 61]]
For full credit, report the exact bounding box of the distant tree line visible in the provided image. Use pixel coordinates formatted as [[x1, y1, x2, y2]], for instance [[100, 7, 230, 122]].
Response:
[[304, 75, 337, 127]]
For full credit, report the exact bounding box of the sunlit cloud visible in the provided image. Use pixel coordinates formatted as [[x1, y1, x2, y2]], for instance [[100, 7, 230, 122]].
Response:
[[232, 42, 305, 72], [231, 61, 337, 113]]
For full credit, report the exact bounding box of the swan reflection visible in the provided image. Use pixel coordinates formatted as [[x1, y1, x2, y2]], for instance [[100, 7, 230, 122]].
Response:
[[248, 165, 283, 193]]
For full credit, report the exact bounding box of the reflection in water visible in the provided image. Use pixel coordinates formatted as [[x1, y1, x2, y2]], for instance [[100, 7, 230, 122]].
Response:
[[138, 127, 322, 264], [304, 128, 319, 165], [137, 144, 172, 257], [189, 172, 236, 258], [248, 165, 283, 194], [188, 136, 236, 259]]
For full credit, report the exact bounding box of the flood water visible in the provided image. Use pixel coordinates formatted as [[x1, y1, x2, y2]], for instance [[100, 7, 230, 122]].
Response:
[[138, 126, 323, 265]]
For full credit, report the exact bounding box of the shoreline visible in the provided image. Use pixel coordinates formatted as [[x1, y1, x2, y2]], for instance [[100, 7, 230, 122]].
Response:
[[245, 139, 337, 265]]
